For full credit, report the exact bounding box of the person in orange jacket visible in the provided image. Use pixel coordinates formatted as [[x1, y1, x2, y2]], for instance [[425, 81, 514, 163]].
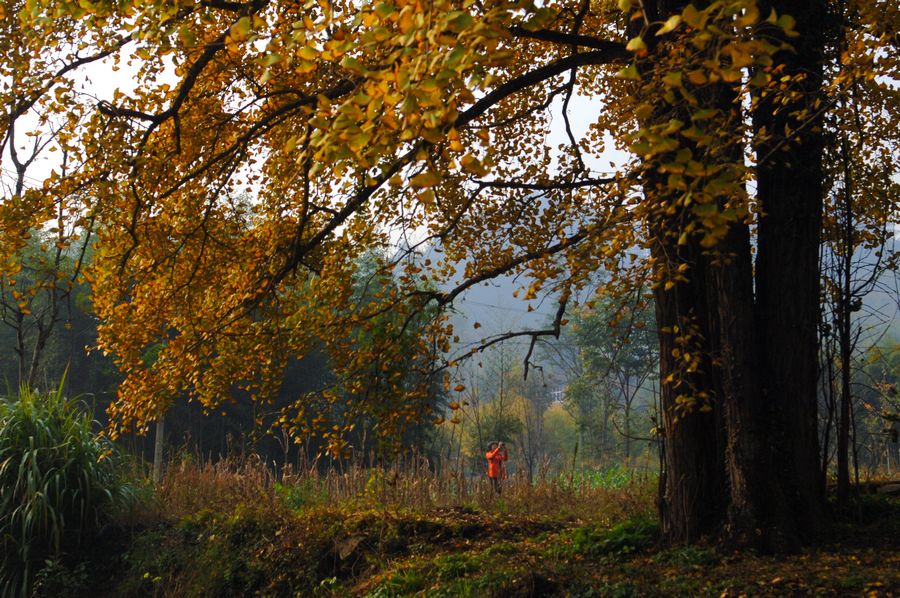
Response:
[[485, 441, 508, 495]]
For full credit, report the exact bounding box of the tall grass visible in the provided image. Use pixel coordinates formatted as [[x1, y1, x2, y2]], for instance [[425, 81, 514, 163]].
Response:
[[154, 452, 279, 519], [154, 452, 656, 525], [0, 385, 133, 597]]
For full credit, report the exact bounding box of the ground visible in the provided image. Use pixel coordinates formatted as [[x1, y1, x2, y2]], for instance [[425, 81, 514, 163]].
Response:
[[54, 487, 900, 597]]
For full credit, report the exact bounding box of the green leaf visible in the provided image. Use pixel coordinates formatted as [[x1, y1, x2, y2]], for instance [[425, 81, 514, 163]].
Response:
[[262, 53, 282, 66], [374, 2, 395, 18], [446, 11, 473, 31], [410, 171, 441, 188], [692, 202, 718, 217], [776, 13, 798, 35], [340, 55, 365, 73], [691, 108, 718, 121], [749, 71, 770, 87], [656, 14, 681, 35], [617, 63, 641, 80], [663, 71, 683, 87], [626, 36, 647, 52]]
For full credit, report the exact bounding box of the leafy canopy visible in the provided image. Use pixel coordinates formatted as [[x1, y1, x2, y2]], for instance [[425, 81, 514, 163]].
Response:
[[1, 0, 896, 449]]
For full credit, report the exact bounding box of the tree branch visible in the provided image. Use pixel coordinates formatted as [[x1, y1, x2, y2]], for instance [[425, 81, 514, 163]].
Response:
[[508, 26, 627, 53]]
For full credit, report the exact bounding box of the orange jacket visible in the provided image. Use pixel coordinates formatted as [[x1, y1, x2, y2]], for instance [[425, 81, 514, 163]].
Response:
[[486, 446, 508, 479]]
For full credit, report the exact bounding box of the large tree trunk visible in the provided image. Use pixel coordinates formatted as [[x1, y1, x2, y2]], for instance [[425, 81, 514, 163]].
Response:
[[753, 0, 829, 543], [643, 0, 830, 547], [707, 221, 772, 546], [643, 0, 728, 544], [653, 237, 728, 543]]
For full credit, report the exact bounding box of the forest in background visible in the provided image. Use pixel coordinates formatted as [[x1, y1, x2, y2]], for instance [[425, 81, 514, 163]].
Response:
[[2, 228, 898, 483]]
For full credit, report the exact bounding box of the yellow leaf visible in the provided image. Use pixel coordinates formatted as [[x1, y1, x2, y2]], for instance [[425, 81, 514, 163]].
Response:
[[230, 16, 253, 41], [656, 14, 681, 35], [298, 45, 318, 61], [663, 71, 683, 87], [686, 69, 707, 85], [460, 154, 488, 176], [410, 171, 440, 188], [635, 103, 654, 120], [626, 36, 647, 53], [617, 63, 641, 80], [682, 4, 702, 28]]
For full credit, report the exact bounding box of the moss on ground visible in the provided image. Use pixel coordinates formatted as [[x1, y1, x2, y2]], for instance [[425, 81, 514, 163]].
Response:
[[46, 492, 900, 597]]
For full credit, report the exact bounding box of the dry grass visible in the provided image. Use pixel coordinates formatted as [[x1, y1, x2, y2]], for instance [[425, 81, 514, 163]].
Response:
[[152, 453, 279, 519], [296, 466, 652, 521], [146, 452, 656, 525]]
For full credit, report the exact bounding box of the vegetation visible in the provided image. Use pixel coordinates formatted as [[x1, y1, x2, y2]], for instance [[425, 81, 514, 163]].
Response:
[[14, 455, 898, 597], [0, 385, 134, 596], [0, 0, 899, 592]]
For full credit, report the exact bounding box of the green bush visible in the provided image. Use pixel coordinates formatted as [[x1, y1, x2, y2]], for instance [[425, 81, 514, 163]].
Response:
[[0, 385, 133, 597], [568, 465, 643, 490], [567, 517, 659, 558], [275, 479, 327, 510]]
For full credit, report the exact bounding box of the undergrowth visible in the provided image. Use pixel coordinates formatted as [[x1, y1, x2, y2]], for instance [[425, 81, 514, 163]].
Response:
[[30, 454, 899, 597], [0, 385, 134, 597]]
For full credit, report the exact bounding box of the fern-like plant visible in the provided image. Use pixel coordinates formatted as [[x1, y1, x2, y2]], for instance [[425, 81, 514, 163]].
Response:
[[0, 383, 132, 597]]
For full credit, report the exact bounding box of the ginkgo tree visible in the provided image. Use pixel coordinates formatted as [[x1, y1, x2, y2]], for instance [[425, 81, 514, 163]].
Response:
[[3, 0, 898, 547]]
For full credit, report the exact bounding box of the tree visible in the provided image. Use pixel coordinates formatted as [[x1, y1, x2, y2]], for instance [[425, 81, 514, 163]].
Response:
[[1, 0, 114, 388], [5, 0, 897, 547], [0, 230, 93, 389], [817, 1, 900, 504], [568, 293, 657, 462], [542, 400, 579, 474], [628, 0, 833, 547]]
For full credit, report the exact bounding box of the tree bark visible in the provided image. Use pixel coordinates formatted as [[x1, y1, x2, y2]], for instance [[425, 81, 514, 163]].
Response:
[[753, 0, 829, 543], [153, 413, 166, 485], [639, 0, 830, 547], [835, 135, 854, 507], [653, 236, 728, 543]]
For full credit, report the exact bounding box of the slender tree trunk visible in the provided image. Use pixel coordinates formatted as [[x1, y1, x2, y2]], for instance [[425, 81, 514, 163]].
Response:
[[624, 395, 632, 463], [26, 321, 53, 389], [708, 221, 776, 546], [153, 413, 166, 485], [15, 310, 26, 388], [820, 318, 837, 485], [836, 136, 854, 506]]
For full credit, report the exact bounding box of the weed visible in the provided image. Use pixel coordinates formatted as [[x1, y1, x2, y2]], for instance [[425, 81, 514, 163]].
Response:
[[653, 545, 718, 567], [31, 559, 90, 597], [566, 517, 659, 559], [0, 385, 134, 597], [276, 478, 327, 509]]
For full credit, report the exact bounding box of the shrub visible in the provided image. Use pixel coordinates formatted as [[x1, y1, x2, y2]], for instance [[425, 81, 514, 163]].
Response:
[[0, 385, 133, 596], [566, 516, 659, 558]]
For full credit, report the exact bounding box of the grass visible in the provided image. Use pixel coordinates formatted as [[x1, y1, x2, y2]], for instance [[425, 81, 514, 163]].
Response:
[[0, 385, 134, 597], [33, 453, 900, 597]]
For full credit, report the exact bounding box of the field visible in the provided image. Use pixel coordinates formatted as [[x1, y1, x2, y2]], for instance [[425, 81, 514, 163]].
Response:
[[33, 457, 900, 597]]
